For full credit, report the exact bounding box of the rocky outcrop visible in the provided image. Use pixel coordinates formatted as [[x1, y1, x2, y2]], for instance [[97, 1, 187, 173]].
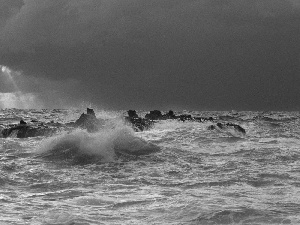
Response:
[[0, 108, 246, 139], [127, 110, 139, 118], [145, 110, 163, 120], [73, 108, 105, 132], [131, 109, 214, 122], [164, 110, 177, 119], [194, 116, 214, 122], [144, 110, 214, 122], [125, 110, 154, 131], [124, 109, 246, 135], [1, 121, 58, 138], [1, 108, 104, 138], [125, 109, 217, 131]]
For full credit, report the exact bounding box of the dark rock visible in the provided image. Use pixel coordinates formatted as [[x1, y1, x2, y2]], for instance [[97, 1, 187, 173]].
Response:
[[20, 120, 27, 125], [144, 110, 180, 120], [1, 124, 57, 138], [74, 108, 104, 132], [216, 123, 224, 129], [219, 115, 236, 120], [124, 109, 217, 131], [179, 114, 193, 122], [87, 108, 96, 117], [211, 122, 246, 134], [164, 110, 177, 119], [145, 110, 163, 120], [125, 110, 154, 131], [226, 123, 246, 134], [46, 121, 64, 127], [207, 125, 216, 130], [127, 110, 138, 118], [1, 108, 104, 138], [125, 117, 153, 132], [193, 117, 203, 122], [235, 125, 246, 134]]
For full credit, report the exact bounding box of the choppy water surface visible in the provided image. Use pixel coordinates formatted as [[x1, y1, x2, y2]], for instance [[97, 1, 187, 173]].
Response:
[[1, 109, 300, 224]]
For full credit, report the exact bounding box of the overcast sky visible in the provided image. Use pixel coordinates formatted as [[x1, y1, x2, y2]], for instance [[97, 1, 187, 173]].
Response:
[[0, 0, 299, 110]]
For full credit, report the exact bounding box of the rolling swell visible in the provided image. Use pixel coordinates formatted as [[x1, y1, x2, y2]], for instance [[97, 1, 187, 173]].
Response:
[[192, 208, 291, 225], [1, 109, 300, 224]]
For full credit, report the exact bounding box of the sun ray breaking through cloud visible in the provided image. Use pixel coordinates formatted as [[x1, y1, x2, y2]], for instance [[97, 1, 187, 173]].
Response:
[[1, 65, 26, 108], [0, 64, 83, 109], [0, 0, 300, 110]]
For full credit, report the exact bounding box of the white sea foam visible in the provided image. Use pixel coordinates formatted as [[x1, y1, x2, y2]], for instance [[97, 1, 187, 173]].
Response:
[[36, 129, 115, 162], [35, 121, 160, 162], [1, 109, 300, 224]]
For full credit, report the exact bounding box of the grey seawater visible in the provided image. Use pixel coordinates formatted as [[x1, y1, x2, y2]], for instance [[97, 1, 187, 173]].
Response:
[[0, 109, 300, 225]]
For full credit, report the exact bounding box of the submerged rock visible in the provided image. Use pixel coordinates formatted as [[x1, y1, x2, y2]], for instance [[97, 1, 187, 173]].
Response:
[[225, 123, 246, 134], [1, 120, 57, 138], [208, 122, 246, 135]]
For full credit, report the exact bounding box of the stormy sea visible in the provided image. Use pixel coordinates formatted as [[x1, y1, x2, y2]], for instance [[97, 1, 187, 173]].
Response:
[[0, 108, 300, 225]]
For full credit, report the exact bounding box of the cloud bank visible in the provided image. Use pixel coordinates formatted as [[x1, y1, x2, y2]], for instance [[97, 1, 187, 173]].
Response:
[[0, 0, 299, 110]]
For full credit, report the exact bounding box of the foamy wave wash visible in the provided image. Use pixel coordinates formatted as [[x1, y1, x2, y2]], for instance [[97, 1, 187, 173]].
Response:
[[35, 123, 160, 163]]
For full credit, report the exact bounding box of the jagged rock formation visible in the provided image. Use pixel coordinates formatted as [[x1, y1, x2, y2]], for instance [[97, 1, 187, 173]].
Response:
[[125, 109, 217, 131], [145, 110, 163, 120], [125, 110, 154, 131], [164, 110, 177, 119], [145, 110, 214, 122], [125, 109, 246, 135], [0, 108, 246, 138], [1, 108, 104, 138], [73, 108, 105, 132]]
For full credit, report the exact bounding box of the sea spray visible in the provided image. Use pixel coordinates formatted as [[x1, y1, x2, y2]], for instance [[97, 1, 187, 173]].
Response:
[[35, 122, 160, 163], [1, 109, 300, 224], [36, 128, 116, 163]]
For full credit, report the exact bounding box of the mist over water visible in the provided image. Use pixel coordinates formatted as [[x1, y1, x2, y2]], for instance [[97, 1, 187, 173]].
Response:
[[0, 108, 300, 224]]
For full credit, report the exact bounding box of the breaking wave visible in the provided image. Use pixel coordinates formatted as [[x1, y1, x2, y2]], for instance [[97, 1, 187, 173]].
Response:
[[35, 123, 160, 164]]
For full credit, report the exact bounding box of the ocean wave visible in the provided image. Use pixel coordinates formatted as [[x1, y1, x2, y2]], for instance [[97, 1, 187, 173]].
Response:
[[35, 124, 160, 164], [193, 208, 290, 225], [255, 115, 298, 123], [211, 124, 246, 138]]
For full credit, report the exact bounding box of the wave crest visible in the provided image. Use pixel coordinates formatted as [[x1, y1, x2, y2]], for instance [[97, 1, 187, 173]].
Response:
[[35, 124, 160, 164]]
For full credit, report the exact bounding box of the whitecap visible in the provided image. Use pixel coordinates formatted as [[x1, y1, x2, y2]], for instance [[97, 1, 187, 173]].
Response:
[[35, 123, 160, 163]]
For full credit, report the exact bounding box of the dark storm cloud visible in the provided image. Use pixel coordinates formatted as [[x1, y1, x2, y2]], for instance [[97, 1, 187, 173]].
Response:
[[0, 0, 299, 110], [0, 0, 23, 23]]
